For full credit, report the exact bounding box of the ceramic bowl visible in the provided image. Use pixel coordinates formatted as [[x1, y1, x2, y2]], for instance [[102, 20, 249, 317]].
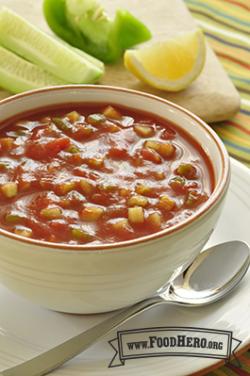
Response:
[[0, 85, 230, 313]]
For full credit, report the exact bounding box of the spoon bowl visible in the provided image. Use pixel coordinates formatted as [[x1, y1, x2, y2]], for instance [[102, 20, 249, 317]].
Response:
[[160, 240, 250, 305], [1, 240, 249, 376]]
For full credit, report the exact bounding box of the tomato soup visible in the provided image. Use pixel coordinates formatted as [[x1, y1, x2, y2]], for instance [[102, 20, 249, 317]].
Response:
[[0, 104, 214, 245]]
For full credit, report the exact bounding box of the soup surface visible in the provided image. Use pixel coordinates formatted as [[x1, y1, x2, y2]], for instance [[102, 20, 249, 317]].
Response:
[[0, 104, 213, 245]]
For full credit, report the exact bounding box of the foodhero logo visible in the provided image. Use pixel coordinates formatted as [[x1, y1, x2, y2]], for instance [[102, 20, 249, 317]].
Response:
[[147, 334, 224, 350], [108, 327, 241, 367]]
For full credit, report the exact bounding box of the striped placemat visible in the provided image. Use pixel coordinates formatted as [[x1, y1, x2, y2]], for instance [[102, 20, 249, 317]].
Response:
[[185, 0, 250, 167], [185, 1, 250, 374]]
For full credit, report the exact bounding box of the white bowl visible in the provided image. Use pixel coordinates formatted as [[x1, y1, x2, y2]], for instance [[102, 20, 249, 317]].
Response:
[[0, 85, 230, 313]]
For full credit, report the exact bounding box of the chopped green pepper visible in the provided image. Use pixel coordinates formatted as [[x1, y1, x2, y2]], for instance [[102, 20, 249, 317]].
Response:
[[43, 0, 152, 63]]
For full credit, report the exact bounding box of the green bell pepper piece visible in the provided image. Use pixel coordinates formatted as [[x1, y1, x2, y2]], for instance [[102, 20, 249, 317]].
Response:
[[43, 0, 152, 63]]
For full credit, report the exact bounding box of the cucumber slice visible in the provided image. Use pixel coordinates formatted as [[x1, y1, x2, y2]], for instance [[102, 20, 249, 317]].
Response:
[[0, 7, 104, 84], [0, 46, 66, 94]]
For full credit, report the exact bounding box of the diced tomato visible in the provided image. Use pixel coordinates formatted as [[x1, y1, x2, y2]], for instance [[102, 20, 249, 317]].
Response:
[[99, 220, 134, 241], [72, 124, 95, 140], [30, 126, 46, 140], [169, 176, 187, 195], [184, 190, 208, 208], [73, 167, 99, 180], [26, 137, 70, 160], [60, 191, 85, 209], [108, 147, 129, 159], [29, 193, 53, 212], [26, 218, 52, 240], [18, 178, 31, 192], [90, 193, 114, 206], [104, 123, 121, 133], [39, 179, 54, 191], [160, 127, 176, 140], [67, 153, 84, 165], [141, 148, 162, 164], [50, 221, 70, 238], [104, 205, 128, 219]]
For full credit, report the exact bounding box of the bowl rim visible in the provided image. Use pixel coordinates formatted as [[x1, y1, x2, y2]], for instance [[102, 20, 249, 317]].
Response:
[[0, 85, 230, 252]]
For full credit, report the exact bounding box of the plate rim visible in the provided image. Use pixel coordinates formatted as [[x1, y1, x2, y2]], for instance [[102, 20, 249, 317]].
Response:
[[188, 157, 250, 376]]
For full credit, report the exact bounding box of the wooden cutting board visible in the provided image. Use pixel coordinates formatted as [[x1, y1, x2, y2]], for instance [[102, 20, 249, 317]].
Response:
[[0, 0, 240, 123]]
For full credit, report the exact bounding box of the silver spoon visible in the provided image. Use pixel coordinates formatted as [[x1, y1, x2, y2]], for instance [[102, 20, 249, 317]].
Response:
[[1, 240, 249, 376]]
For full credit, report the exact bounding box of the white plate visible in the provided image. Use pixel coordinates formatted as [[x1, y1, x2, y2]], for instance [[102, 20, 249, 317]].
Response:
[[0, 158, 249, 376]]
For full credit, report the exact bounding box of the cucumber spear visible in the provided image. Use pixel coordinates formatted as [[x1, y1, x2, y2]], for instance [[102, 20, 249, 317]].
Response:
[[0, 7, 104, 84]]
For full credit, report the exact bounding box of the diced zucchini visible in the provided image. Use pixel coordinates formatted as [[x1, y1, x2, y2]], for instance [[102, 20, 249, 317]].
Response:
[[103, 106, 121, 120], [1, 182, 18, 198], [144, 140, 175, 159], [87, 158, 104, 170], [5, 212, 26, 224], [79, 179, 95, 195], [81, 206, 104, 221], [147, 212, 162, 228], [0, 137, 14, 150], [153, 171, 165, 180], [128, 206, 145, 224], [40, 207, 62, 220], [87, 114, 105, 126], [144, 140, 159, 151], [52, 117, 72, 131], [56, 181, 76, 195], [119, 188, 131, 197], [66, 145, 80, 154], [66, 111, 81, 122], [157, 143, 175, 159], [14, 226, 32, 238], [158, 195, 175, 211], [135, 184, 154, 197], [127, 195, 148, 207], [134, 124, 155, 138], [100, 184, 117, 193], [176, 163, 197, 179], [71, 227, 93, 242], [112, 219, 130, 232], [0, 162, 9, 171], [105, 123, 121, 133]]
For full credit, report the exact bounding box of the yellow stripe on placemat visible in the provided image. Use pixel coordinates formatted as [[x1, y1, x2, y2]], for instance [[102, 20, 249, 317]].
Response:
[[185, 0, 250, 165], [186, 0, 250, 33]]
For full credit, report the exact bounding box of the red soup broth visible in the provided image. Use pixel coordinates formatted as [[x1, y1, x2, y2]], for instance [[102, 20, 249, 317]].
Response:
[[0, 103, 214, 245]]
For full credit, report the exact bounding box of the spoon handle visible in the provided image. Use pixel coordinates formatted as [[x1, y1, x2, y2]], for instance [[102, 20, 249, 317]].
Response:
[[1, 296, 163, 376]]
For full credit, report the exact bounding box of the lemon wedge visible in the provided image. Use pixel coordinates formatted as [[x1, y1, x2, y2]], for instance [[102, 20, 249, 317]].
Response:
[[124, 29, 206, 91]]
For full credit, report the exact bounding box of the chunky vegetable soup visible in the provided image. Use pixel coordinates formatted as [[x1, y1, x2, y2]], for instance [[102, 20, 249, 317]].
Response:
[[0, 104, 214, 245]]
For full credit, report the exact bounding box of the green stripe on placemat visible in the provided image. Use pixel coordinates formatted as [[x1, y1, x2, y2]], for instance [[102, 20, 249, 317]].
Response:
[[185, 0, 250, 167]]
